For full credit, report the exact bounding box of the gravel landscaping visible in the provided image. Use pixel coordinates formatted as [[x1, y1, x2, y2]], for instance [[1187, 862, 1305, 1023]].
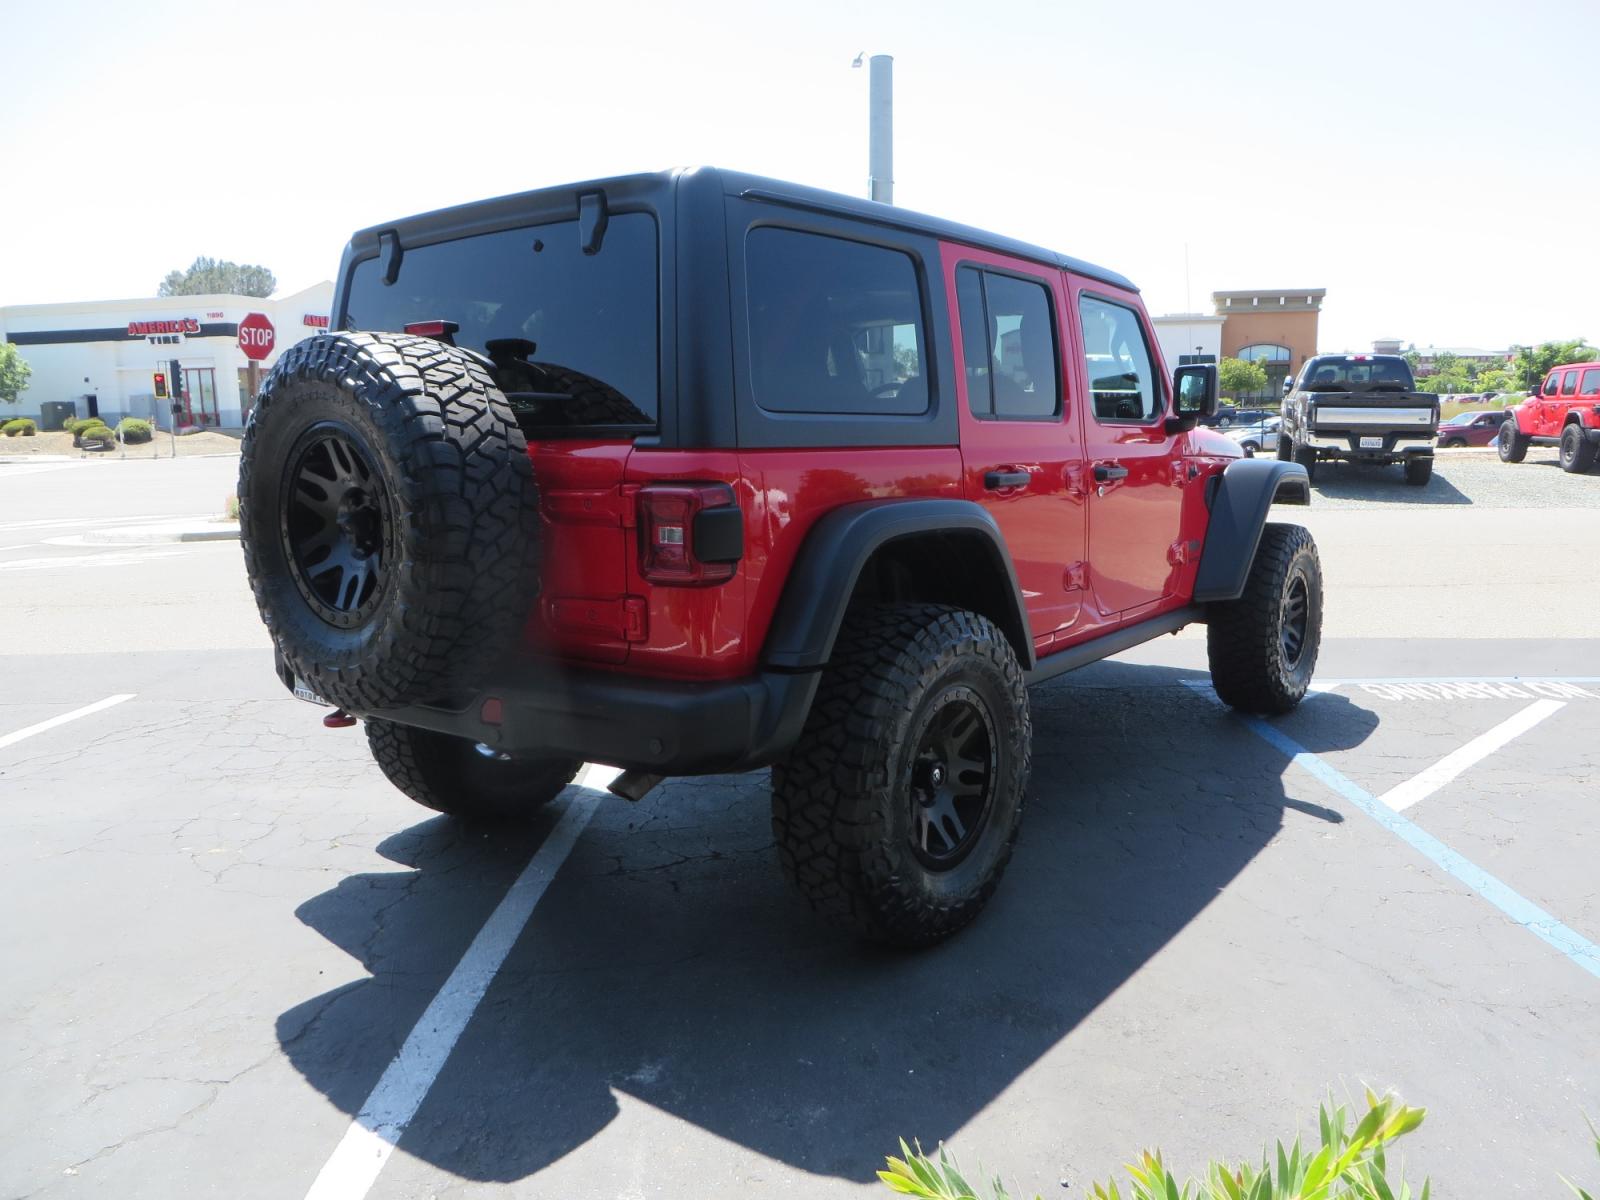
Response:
[[0, 428, 241, 459], [1310, 446, 1600, 509]]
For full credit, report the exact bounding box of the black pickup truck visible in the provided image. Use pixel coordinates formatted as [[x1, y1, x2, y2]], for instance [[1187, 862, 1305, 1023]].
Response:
[[1277, 354, 1439, 486]]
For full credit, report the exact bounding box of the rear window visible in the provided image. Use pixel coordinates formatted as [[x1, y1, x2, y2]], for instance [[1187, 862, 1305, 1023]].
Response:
[[1581, 368, 1600, 396], [1301, 357, 1413, 389], [745, 227, 928, 416], [343, 213, 659, 428]]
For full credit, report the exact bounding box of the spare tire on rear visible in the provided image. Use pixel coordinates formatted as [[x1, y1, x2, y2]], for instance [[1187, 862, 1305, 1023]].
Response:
[[238, 332, 539, 711]]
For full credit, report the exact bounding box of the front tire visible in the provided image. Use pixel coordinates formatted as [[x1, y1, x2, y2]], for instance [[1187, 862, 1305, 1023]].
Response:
[[1559, 424, 1598, 473], [366, 720, 581, 820], [1206, 523, 1322, 715], [1498, 419, 1530, 463], [771, 604, 1030, 947], [1404, 456, 1434, 486]]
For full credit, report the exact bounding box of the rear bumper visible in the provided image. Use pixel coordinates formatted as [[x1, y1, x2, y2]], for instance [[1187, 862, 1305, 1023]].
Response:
[[1304, 429, 1434, 459], [275, 650, 820, 775]]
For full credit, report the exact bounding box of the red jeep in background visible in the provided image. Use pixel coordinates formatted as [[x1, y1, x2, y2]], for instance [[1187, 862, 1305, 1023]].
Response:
[[1498, 361, 1600, 472], [238, 169, 1319, 945]]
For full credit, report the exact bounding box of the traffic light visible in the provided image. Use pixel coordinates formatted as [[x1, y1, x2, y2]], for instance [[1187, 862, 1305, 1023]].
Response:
[[153, 372, 168, 400], [169, 359, 183, 398]]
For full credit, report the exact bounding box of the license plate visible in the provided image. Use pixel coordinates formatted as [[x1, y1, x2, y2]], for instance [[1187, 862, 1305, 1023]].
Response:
[[292, 678, 330, 706], [1360, 436, 1383, 449]]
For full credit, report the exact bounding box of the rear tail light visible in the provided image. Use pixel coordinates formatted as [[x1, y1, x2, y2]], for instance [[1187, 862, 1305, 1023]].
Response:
[[638, 483, 742, 585]]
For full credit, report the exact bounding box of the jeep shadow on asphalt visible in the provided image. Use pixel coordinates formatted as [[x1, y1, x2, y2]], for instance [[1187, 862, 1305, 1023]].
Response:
[[277, 662, 1375, 1185]]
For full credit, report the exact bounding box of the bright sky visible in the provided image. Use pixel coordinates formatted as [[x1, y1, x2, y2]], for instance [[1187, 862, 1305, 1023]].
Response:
[[4, 0, 1595, 354]]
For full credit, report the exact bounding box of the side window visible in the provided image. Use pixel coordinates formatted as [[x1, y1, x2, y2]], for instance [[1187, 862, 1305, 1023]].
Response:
[[746, 227, 927, 416], [1561, 370, 1579, 396], [1543, 373, 1560, 397], [1581, 368, 1600, 396], [1079, 295, 1160, 422], [954, 266, 1060, 419]]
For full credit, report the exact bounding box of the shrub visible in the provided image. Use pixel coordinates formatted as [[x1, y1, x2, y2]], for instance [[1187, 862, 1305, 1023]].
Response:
[[63, 416, 86, 434], [117, 418, 153, 444], [881, 1091, 1430, 1200], [76, 422, 116, 447], [2, 418, 36, 437]]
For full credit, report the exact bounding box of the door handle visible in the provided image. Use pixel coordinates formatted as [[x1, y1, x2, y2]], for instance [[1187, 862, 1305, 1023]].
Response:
[[984, 469, 1031, 490], [1092, 463, 1130, 482]]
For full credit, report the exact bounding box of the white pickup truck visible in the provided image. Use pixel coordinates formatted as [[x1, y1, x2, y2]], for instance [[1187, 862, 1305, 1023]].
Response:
[[1277, 354, 1439, 486]]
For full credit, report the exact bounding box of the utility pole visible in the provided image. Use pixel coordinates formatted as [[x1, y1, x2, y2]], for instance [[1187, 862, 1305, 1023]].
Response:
[[854, 52, 894, 204]]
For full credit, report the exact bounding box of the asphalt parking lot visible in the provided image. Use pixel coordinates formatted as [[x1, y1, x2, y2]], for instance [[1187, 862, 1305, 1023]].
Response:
[[3, 451, 1598, 1199]]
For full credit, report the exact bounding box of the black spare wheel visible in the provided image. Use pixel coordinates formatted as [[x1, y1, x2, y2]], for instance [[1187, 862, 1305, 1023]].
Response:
[[238, 332, 540, 711]]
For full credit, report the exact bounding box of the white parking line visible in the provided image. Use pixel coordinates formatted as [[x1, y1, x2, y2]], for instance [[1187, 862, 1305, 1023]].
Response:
[[1379, 699, 1565, 812], [304, 779, 611, 1200], [0, 694, 136, 751]]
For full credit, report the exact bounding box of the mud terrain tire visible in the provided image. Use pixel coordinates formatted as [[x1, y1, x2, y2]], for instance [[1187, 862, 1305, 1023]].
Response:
[[1560, 423, 1598, 474], [239, 332, 539, 711], [1206, 523, 1322, 715], [366, 720, 580, 820], [1497, 419, 1530, 463], [771, 604, 1031, 947]]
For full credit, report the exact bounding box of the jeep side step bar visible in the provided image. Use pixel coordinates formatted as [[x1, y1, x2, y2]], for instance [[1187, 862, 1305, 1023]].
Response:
[[1024, 606, 1203, 688]]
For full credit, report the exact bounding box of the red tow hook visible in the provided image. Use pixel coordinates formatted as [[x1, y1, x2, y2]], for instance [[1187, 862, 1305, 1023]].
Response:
[[323, 708, 357, 729]]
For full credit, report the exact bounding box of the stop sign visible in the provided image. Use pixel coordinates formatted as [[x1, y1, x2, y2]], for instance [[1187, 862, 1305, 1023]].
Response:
[[238, 312, 276, 361]]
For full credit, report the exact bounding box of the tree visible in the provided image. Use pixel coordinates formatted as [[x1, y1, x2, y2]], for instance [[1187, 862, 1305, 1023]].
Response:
[[1218, 356, 1267, 399], [158, 256, 276, 298], [0, 343, 31, 406], [1509, 339, 1598, 390]]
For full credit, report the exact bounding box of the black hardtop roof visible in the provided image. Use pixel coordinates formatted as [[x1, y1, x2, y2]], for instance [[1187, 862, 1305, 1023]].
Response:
[[347, 166, 1137, 293]]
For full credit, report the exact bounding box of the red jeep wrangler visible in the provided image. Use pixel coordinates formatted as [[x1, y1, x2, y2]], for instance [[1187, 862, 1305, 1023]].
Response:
[[239, 169, 1320, 945], [1498, 361, 1600, 473]]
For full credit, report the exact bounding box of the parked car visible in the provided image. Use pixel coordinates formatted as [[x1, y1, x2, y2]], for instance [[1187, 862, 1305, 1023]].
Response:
[[1278, 354, 1439, 485], [1498, 362, 1600, 473], [1215, 406, 1273, 429], [238, 167, 1320, 946], [1436, 410, 1509, 447], [1227, 416, 1282, 456]]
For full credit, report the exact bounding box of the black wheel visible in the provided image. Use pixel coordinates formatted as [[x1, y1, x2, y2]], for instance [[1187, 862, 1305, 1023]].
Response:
[[771, 604, 1030, 947], [1292, 440, 1317, 482], [1242, 441, 1260, 457], [1404, 456, 1434, 486], [1497, 419, 1530, 463], [366, 719, 581, 820], [1206, 523, 1322, 715], [1441, 437, 1466, 448], [1276, 434, 1293, 462], [1559, 424, 1598, 473], [239, 333, 539, 711]]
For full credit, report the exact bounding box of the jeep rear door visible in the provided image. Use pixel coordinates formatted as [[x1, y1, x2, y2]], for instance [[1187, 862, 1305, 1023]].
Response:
[[1067, 280, 1186, 619], [944, 246, 1087, 648]]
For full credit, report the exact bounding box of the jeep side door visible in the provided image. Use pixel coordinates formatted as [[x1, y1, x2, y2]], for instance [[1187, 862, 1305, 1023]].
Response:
[[1067, 279, 1186, 618], [944, 246, 1087, 650]]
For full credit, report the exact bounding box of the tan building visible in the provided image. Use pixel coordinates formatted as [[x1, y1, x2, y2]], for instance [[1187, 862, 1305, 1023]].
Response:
[[1215, 288, 1325, 401]]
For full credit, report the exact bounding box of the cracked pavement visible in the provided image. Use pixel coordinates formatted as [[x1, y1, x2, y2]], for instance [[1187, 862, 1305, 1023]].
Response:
[[2, 458, 1598, 1198]]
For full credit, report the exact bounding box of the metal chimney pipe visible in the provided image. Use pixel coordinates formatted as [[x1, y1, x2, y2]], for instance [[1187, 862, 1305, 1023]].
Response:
[[868, 54, 893, 204]]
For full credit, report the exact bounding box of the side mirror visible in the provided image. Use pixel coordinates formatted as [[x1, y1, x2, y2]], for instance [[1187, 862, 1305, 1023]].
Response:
[[1529, 380, 1542, 397], [1169, 363, 1217, 433], [1282, 375, 1294, 396]]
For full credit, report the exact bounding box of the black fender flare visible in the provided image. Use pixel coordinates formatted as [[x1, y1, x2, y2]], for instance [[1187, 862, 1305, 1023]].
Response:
[[1192, 458, 1310, 603], [761, 498, 1034, 672]]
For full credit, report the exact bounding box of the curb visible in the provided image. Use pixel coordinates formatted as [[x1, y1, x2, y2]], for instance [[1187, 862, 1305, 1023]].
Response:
[[83, 521, 241, 545]]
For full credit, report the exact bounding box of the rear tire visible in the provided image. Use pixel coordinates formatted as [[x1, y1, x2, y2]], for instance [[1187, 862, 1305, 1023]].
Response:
[[1497, 419, 1530, 463], [1276, 434, 1292, 462], [1404, 456, 1434, 486], [1292, 440, 1317, 482], [1559, 424, 1598, 473], [771, 604, 1030, 947], [366, 720, 580, 821], [1207, 523, 1322, 715], [1441, 437, 1465, 448], [239, 333, 540, 712]]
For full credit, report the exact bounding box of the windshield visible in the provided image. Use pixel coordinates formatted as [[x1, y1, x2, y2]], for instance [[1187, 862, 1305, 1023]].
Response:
[[1300, 358, 1413, 391], [343, 213, 660, 429]]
